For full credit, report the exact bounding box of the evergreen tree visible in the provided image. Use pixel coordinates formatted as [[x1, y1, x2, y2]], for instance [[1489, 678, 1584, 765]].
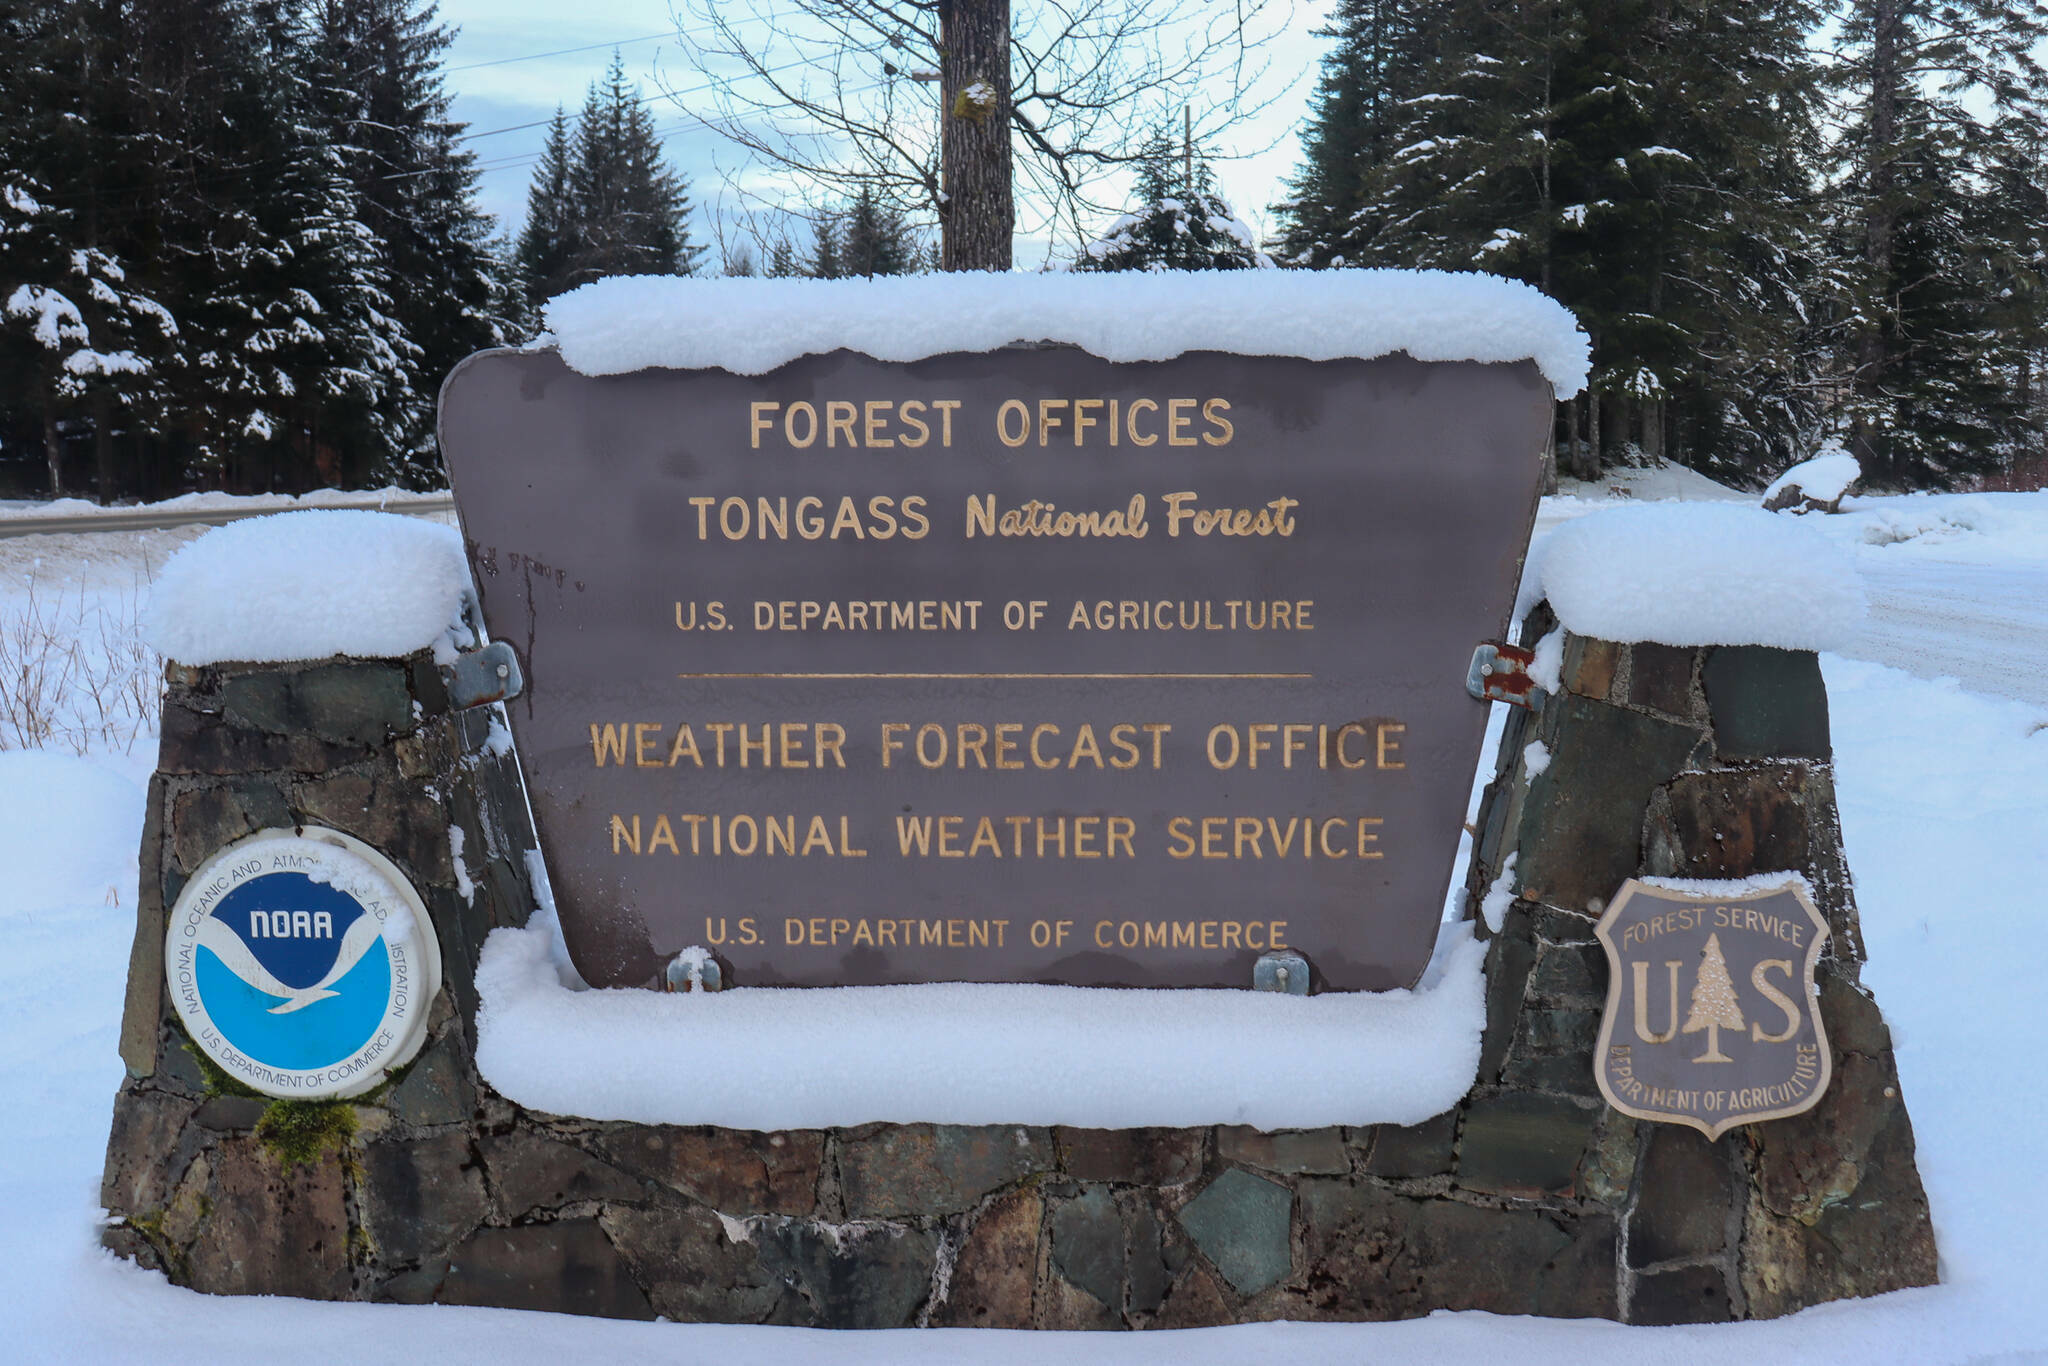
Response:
[[766, 236, 800, 278], [1291, 0, 1826, 482], [1830, 0, 2048, 487], [1, 0, 520, 497], [562, 52, 703, 289], [1271, 0, 1439, 268], [808, 216, 843, 280], [1076, 127, 1272, 272], [840, 186, 917, 277], [304, 0, 511, 483], [517, 108, 577, 304]]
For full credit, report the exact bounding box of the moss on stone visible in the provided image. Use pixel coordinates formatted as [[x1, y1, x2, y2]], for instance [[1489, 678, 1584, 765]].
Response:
[[173, 1025, 262, 1100], [348, 1224, 378, 1265], [122, 1210, 191, 1282], [257, 1101, 357, 1168]]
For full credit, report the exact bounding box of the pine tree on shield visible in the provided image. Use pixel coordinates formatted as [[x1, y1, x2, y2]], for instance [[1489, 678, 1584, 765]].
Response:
[[1683, 933, 1746, 1064]]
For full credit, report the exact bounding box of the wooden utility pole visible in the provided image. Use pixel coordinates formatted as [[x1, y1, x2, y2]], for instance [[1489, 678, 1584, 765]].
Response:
[[937, 0, 1013, 271]]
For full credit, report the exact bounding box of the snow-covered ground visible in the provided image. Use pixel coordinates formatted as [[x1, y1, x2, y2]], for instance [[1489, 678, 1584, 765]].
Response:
[[1547, 476, 2048, 708], [2, 482, 2046, 1363]]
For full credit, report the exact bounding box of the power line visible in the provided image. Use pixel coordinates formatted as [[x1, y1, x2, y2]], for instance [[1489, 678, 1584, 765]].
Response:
[[469, 76, 900, 181], [456, 50, 879, 145], [447, 31, 676, 73], [444, 8, 805, 82]]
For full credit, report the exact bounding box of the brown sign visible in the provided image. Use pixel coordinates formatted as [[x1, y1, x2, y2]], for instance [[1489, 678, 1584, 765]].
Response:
[[1594, 880, 1832, 1139], [437, 345, 1552, 991]]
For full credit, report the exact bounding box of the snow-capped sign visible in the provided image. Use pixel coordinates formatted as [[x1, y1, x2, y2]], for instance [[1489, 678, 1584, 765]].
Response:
[[439, 335, 1555, 992], [164, 828, 441, 1100], [1593, 879, 1832, 1139]]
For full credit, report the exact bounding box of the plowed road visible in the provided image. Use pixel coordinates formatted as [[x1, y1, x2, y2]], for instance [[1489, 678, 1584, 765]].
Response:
[[0, 494, 453, 539]]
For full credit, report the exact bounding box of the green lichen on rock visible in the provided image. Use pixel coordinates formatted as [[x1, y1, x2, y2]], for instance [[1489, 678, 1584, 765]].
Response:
[[257, 1100, 357, 1168], [180, 1034, 262, 1100]]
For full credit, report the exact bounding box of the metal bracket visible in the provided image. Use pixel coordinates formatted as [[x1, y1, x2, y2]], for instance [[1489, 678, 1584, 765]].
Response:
[[1253, 950, 1311, 995], [443, 641, 523, 710], [664, 952, 724, 993], [1467, 641, 1544, 711]]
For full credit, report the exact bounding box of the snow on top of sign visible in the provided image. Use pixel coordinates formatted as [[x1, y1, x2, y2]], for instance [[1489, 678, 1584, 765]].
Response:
[[1640, 871, 1816, 898], [144, 509, 473, 666], [1764, 446, 1862, 504], [540, 269, 1591, 397], [1528, 503, 1866, 649], [474, 918, 1486, 1129]]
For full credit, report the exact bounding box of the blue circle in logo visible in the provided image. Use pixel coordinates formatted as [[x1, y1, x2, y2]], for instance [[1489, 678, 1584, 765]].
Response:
[[194, 874, 394, 1070]]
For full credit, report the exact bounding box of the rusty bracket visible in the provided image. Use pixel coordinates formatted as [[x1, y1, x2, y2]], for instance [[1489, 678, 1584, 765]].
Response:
[[1467, 641, 1544, 711], [442, 640, 524, 710]]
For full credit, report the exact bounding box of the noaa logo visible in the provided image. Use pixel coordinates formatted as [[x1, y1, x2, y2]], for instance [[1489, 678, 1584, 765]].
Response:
[[166, 828, 441, 1100]]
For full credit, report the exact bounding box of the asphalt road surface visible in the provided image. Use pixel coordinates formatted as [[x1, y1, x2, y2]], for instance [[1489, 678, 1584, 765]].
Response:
[[0, 493, 452, 539], [1844, 555, 2048, 708]]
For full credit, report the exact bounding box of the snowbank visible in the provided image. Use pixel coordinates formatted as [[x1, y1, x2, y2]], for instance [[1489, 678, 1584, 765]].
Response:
[[474, 921, 1487, 1130], [0, 751, 143, 911], [144, 509, 471, 665], [1551, 461, 1754, 508], [1529, 503, 1866, 649], [540, 269, 1591, 397]]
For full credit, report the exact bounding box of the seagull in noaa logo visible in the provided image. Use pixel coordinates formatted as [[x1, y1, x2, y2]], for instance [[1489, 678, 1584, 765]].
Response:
[[195, 912, 387, 1014]]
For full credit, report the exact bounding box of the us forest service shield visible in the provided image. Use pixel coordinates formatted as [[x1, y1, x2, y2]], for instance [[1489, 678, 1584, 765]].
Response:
[[1593, 879, 1831, 1140]]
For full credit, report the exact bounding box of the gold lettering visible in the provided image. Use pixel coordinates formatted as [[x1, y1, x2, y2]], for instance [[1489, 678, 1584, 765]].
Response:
[[1633, 961, 1683, 1043], [1750, 960, 1802, 1043], [1202, 397, 1233, 445]]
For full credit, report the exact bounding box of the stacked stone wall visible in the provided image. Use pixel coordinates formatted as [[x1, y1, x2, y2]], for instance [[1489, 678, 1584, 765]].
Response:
[[100, 623, 1936, 1327]]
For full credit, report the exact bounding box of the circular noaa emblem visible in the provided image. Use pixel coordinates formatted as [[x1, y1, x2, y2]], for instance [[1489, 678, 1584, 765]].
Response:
[[166, 827, 441, 1100]]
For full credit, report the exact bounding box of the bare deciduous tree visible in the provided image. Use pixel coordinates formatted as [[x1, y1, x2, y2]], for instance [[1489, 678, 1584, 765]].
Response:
[[666, 0, 1295, 270]]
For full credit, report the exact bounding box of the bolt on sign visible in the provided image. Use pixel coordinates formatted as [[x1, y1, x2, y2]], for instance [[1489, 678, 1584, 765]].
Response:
[[1593, 879, 1833, 1138], [438, 344, 1553, 991]]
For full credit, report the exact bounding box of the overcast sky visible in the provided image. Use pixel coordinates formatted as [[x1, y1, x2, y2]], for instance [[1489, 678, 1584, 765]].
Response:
[[436, 1, 1336, 270]]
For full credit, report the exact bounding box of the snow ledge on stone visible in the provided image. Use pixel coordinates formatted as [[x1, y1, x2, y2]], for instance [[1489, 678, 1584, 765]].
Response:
[[474, 921, 1487, 1129], [145, 509, 473, 666], [540, 269, 1591, 397], [1531, 503, 1866, 650]]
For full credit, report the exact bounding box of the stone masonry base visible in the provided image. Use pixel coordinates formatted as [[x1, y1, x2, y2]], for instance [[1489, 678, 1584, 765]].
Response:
[[100, 628, 1937, 1327]]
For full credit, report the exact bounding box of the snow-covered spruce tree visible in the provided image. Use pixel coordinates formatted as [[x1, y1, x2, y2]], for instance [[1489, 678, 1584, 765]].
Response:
[[1310, 0, 1826, 482], [0, 0, 186, 501], [1270, 0, 1442, 268], [2, 0, 515, 496], [1075, 128, 1271, 272], [1829, 0, 2048, 489], [1979, 122, 2048, 448], [304, 0, 514, 485], [559, 52, 704, 291], [198, 0, 417, 495], [0, 188, 176, 499]]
